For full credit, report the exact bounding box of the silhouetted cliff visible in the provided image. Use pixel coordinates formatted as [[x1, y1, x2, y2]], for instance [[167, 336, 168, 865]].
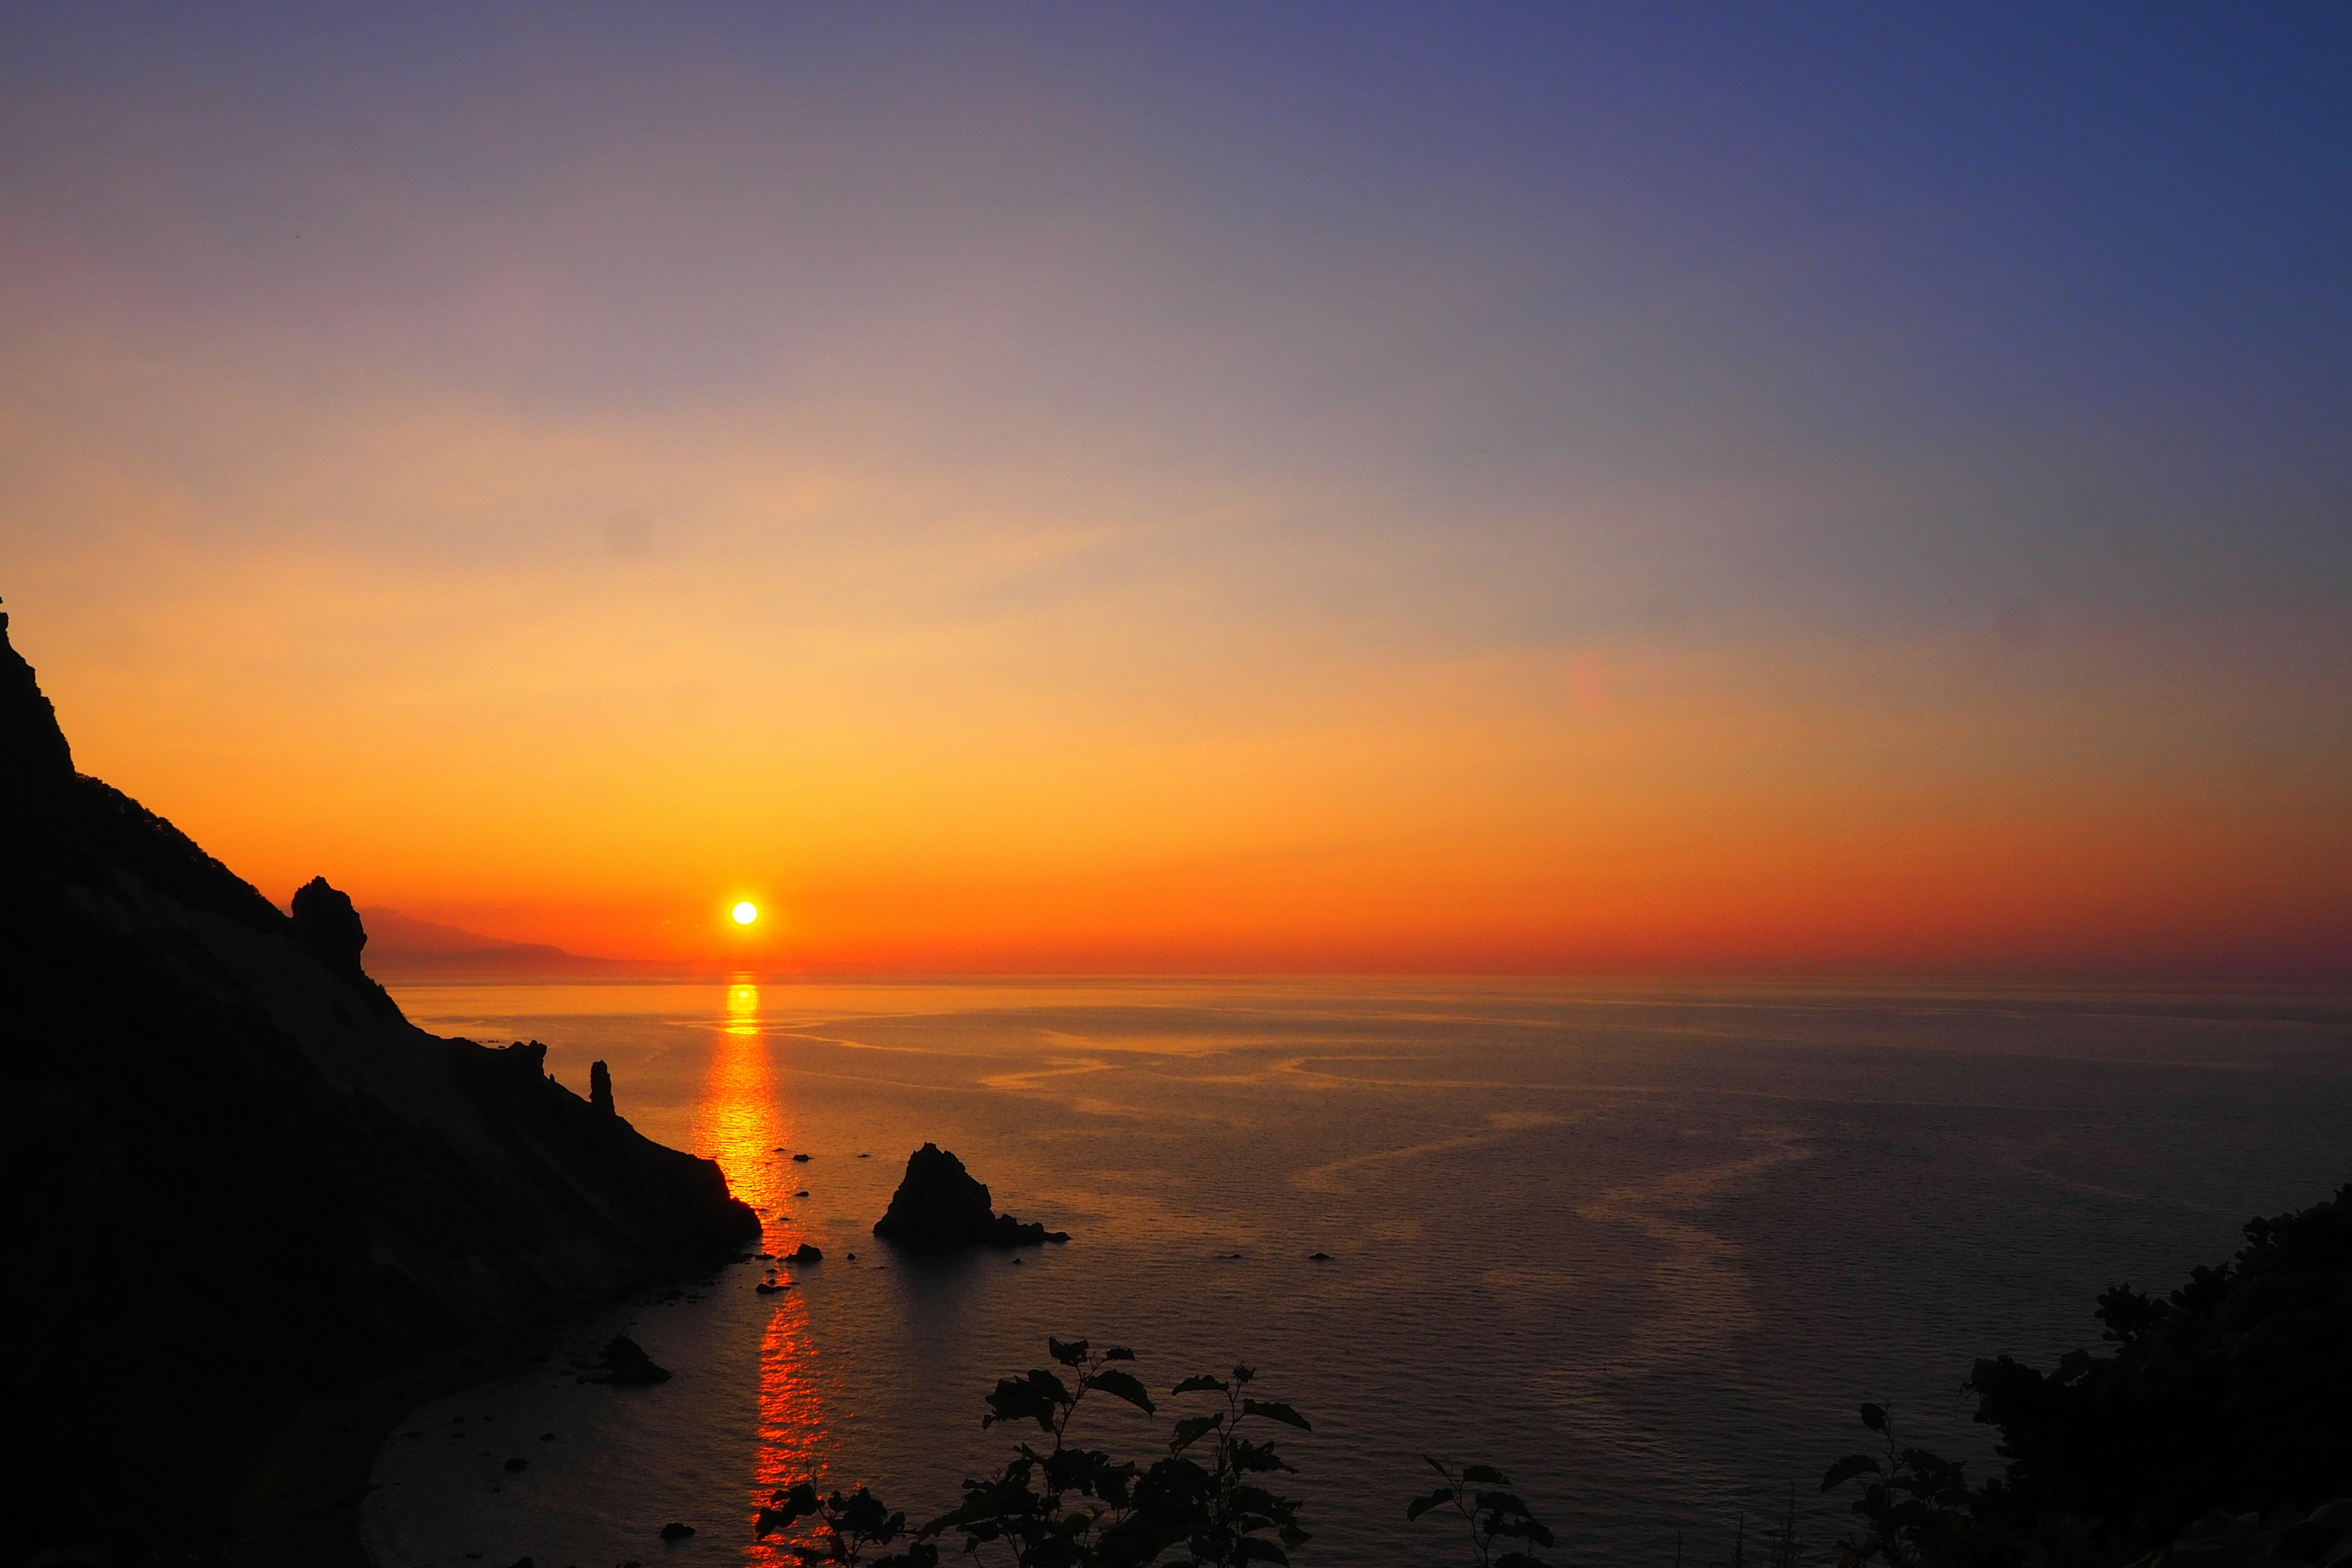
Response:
[[0, 608, 757, 1564]]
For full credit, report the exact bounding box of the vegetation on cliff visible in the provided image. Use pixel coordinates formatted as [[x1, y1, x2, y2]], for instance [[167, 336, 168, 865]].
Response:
[[1825, 1182, 2352, 1568]]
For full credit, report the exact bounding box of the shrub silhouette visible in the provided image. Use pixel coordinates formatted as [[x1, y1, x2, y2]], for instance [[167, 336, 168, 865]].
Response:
[[1823, 1182, 2352, 1567], [760, 1338, 1312, 1567], [1407, 1458, 1558, 1567]]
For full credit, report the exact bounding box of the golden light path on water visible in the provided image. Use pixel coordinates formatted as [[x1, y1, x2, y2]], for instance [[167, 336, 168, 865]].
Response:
[[688, 981, 826, 1564]]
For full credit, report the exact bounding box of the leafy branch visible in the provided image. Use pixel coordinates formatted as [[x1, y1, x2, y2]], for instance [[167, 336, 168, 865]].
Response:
[[758, 1482, 938, 1567], [1818, 1404, 1974, 1568], [762, 1338, 1312, 1568], [1408, 1458, 1556, 1568]]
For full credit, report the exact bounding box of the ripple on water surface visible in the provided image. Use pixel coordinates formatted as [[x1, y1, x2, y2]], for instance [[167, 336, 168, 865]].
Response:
[[363, 978, 2352, 1566]]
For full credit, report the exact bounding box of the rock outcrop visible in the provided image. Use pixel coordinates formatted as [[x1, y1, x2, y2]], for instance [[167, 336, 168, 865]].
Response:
[[291, 873, 401, 1016], [596, 1334, 673, 1385], [872, 1142, 1071, 1248], [0, 606, 758, 1563]]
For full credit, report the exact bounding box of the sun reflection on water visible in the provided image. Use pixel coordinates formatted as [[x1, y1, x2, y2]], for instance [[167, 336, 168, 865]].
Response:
[[688, 980, 827, 1562]]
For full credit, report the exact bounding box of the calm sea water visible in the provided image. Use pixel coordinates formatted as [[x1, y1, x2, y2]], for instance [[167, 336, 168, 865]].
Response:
[[360, 978, 2352, 1568]]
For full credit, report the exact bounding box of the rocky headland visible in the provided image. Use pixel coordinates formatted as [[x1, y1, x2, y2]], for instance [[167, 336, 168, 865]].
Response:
[[0, 608, 758, 1565]]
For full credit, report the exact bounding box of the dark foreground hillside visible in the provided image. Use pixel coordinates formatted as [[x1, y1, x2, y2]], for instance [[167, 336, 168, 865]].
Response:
[[0, 609, 758, 1566]]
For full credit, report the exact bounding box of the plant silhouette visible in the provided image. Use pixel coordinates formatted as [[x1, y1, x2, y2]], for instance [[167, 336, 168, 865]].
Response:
[[1407, 1457, 1558, 1567], [1820, 1182, 2352, 1567], [761, 1337, 1311, 1568]]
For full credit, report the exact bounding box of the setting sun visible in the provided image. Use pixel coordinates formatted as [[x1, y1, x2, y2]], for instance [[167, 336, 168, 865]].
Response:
[[731, 901, 758, 926]]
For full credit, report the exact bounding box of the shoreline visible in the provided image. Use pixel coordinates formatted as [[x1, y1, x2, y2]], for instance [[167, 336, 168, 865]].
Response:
[[232, 1251, 748, 1568], [233, 1339, 549, 1568]]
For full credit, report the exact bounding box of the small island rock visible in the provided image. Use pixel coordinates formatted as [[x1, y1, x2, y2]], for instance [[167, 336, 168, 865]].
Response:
[[597, 1333, 672, 1384], [871, 1143, 1071, 1248]]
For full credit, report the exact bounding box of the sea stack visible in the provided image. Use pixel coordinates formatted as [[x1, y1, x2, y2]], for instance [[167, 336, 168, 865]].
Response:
[[872, 1142, 1070, 1247]]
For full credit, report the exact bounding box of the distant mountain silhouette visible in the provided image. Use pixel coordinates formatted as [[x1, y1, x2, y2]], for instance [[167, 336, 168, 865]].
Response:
[[0, 606, 757, 1563], [356, 906, 651, 978]]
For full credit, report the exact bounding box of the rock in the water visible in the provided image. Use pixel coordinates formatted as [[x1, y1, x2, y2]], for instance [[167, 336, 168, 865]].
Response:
[[660, 1522, 696, 1541], [793, 1152, 811, 1163], [1309, 1251, 1332, 1261], [788, 1243, 823, 1264], [871, 1143, 1070, 1248], [589, 1059, 615, 1116], [597, 1334, 672, 1384], [504, 1457, 529, 1472]]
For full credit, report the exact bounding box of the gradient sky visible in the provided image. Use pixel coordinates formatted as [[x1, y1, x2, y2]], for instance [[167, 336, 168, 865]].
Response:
[[4, 4, 2348, 975]]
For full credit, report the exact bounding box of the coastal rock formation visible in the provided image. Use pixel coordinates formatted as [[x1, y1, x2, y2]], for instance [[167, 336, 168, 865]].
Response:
[[290, 873, 398, 1014], [872, 1142, 1071, 1248], [0, 607, 757, 1562], [590, 1058, 616, 1115], [596, 1335, 673, 1385]]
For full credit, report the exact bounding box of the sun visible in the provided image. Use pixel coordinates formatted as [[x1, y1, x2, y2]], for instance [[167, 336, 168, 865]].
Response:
[[731, 900, 759, 926]]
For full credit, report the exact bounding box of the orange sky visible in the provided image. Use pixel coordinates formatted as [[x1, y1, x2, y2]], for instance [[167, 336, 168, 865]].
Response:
[[4, 10, 2349, 978], [19, 586, 2347, 976]]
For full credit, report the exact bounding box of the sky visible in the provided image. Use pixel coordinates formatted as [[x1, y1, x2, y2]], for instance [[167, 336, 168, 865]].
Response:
[[2, 3, 2348, 976]]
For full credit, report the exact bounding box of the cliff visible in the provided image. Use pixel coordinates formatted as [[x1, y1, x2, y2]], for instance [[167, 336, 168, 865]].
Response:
[[0, 608, 758, 1564]]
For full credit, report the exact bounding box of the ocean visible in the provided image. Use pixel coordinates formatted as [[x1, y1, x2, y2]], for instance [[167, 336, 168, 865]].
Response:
[[358, 978, 2352, 1567]]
